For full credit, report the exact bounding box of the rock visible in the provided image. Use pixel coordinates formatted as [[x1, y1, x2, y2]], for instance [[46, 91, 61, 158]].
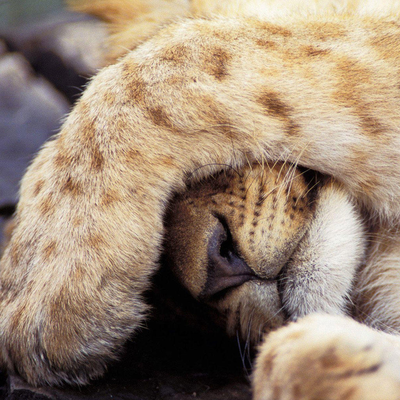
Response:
[[0, 52, 69, 208], [0, 12, 106, 240], [2, 12, 107, 103], [0, 39, 7, 56]]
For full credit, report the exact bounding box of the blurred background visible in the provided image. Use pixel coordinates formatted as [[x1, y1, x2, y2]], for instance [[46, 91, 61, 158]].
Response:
[[0, 0, 65, 28], [0, 0, 106, 223]]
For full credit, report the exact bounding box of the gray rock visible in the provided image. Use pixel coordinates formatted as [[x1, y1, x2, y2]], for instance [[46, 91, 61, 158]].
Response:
[[0, 52, 69, 207], [3, 12, 107, 102], [0, 39, 7, 56]]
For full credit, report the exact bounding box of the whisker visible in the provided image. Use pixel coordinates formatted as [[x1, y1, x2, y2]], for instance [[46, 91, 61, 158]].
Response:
[[298, 179, 321, 202], [236, 331, 251, 379], [245, 310, 255, 364], [244, 174, 260, 198], [348, 294, 400, 336]]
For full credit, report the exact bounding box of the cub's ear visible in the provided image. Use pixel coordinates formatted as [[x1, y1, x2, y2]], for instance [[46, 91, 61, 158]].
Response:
[[68, 0, 191, 64]]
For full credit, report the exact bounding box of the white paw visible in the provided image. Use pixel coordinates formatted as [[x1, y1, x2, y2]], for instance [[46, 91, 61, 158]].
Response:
[[252, 314, 400, 400]]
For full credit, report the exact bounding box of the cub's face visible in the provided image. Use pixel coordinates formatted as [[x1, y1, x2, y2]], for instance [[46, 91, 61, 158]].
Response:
[[164, 163, 366, 342]]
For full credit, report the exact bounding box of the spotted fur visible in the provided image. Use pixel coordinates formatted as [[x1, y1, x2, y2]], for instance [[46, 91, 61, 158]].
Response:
[[1, 1, 400, 399]]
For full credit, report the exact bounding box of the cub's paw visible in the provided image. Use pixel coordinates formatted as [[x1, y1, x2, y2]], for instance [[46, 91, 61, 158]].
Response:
[[252, 314, 400, 400]]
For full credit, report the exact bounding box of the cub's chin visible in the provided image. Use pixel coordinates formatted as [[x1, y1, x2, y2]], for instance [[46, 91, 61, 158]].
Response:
[[164, 162, 367, 343]]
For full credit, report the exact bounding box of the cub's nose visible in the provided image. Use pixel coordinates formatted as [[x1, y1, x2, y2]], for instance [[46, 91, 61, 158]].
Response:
[[200, 217, 257, 301]]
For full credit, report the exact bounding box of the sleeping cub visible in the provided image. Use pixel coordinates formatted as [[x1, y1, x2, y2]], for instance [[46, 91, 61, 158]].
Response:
[[2, 0, 400, 398]]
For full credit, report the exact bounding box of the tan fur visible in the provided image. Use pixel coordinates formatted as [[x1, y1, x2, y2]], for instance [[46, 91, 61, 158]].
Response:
[[69, 0, 191, 64], [165, 162, 366, 340], [2, 0, 400, 398], [253, 315, 400, 400]]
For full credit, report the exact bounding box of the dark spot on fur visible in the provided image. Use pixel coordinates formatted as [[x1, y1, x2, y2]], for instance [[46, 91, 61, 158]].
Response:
[[53, 153, 70, 170], [91, 147, 104, 171], [160, 155, 178, 169], [10, 305, 26, 331], [256, 21, 293, 37], [303, 45, 329, 57], [346, 364, 381, 377], [292, 384, 301, 398], [258, 91, 300, 136], [335, 58, 387, 136], [161, 44, 188, 63], [33, 180, 44, 197], [39, 195, 55, 216], [101, 190, 121, 207], [342, 388, 357, 400], [42, 241, 57, 261], [73, 217, 83, 227], [61, 176, 83, 197], [256, 195, 265, 207], [148, 107, 176, 130], [255, 38, 277, 48], [320, 347, 343, 368], [205, 47, 231, 80], [266, 92, 291, 114], [121, 63, 148, 104], [1, 278, 18, 303], [128, 78, 147, 103], [86, 233, 105, 249], [10, 243, 21, 266], [125, 149, 142, 163], [79, 118, 96, 143], [261, 352, 276, 375]]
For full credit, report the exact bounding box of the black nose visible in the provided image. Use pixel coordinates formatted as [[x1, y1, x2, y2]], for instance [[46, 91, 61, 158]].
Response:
[[199, 216, 256, 301]]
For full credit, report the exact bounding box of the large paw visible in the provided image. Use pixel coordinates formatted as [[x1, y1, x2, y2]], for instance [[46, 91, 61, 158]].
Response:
[[252, 314, 400, 400]]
